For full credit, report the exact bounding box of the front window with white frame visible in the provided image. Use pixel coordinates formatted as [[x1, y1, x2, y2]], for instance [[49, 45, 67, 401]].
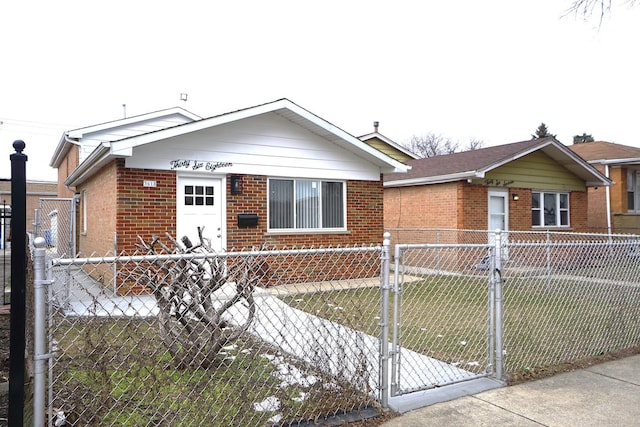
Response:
[[532, 191, 569, 227], [627, 169, 640, 212], [268, 178, 346, 231]]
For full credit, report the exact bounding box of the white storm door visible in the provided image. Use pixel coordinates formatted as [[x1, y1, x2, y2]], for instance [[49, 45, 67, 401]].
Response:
[[488, 189, 509, 260], [176, 177, 224, 251]]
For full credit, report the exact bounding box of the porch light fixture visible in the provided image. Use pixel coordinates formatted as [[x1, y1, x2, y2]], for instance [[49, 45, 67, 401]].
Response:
[[512, 193, 520, 201], [230, 175, 243, 195]]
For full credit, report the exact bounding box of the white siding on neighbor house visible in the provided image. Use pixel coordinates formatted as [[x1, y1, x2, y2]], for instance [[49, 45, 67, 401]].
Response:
[[76, 113, 195, 163], [124, 113, 383, 181]]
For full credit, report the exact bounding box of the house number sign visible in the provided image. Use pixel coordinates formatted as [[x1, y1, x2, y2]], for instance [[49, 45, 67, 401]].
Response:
[[170, 159, 233, 172]]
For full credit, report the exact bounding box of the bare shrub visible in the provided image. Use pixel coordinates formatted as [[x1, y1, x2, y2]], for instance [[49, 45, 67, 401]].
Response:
[[134, 228, 265, 369]]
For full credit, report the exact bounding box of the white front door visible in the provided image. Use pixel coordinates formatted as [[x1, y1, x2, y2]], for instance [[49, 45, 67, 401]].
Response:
[[176, 176, 224, 251], [488, 189, 509, 259]]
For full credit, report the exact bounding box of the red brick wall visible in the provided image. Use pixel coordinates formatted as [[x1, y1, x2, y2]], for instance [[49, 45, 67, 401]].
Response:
[[105, 170, 384, 292], [508, 188, 532, 231], [581, 164, 610, 232], [384, 183, 459, 230], [56, 145, 78, 198], [115, 163, 177, 251], [226, 175, 268, 250], [77, 161, 118, 256], [459, 183, 487, 230], [79, 162, 182, 253], [226, 174, 384, 248], [570, 191, 588, 232], [610, 166, 626, 213]]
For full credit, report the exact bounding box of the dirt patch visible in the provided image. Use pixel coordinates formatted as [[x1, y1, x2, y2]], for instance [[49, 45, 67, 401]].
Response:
[[508, 344, 640, 385]]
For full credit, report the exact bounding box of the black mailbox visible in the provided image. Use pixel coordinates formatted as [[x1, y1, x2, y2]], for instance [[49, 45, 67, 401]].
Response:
[[237, 213, 259, 227]]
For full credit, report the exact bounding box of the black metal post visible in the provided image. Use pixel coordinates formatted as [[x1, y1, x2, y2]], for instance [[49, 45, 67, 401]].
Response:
[[9, 140, 27, 426]]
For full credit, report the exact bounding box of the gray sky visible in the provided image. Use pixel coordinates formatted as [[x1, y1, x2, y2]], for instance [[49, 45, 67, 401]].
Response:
[[1, 0, 639, 181]]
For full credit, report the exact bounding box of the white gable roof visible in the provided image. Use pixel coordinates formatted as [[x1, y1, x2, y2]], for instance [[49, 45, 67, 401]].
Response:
[[64, 99, 410, 186], [50, 107, 201, 168]]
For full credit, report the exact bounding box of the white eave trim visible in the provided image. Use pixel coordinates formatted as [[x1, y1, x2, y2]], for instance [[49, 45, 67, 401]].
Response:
[[384, 170, 484, 187], [282, 103, 409, 171], [66, 107, 201, 139], [587, 157, 640, 165], [64, 143, 112, 187]]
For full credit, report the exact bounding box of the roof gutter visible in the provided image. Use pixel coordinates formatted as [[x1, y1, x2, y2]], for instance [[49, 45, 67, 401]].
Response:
[[384, 170, 485, 187], [64, 143, 112, 187], [586, 157, 640, 165], [49, 133, 78, 168]]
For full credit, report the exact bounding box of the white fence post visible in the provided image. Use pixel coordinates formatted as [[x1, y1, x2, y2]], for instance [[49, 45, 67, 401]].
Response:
[[379, 232, 391, 408], [493, 229, 505, 381], [33, 236, 49, 426]]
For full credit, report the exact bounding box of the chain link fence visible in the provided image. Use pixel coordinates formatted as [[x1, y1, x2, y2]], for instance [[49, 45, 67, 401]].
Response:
[[502, 231, 640, 378], [34, 198, 75, 258], [389, 229, 640, 384], [43, 243, 384, 426], [31, 229, 640, 425]]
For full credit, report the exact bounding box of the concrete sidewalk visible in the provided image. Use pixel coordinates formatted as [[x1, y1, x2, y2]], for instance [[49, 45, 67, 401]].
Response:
[[381, 354, 640, 427]]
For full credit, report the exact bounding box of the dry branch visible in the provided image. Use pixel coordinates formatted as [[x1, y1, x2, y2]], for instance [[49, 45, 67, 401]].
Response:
[[133, 228, 265, 368]]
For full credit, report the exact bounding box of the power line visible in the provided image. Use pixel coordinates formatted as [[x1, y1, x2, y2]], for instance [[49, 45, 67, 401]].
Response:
[[0, 117, 70, 131]]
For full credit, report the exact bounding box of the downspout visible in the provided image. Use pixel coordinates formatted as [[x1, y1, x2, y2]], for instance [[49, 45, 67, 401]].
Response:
[[605, 165, 612, 234]]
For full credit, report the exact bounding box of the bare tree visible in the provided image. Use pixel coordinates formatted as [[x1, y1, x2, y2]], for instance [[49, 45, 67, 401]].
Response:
[[464, 138, 484, 151], [566, 0, 637, 22], [408, 133, 484, 158], [409, 133, 459, 158], [133, 228, 267, 369]]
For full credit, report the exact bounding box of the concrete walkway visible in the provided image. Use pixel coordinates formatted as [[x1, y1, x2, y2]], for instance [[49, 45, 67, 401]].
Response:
[[381, 353, 640, 427]]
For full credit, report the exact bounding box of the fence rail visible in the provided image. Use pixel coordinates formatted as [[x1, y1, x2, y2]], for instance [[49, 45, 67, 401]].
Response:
[[29, 229, 640, 425]]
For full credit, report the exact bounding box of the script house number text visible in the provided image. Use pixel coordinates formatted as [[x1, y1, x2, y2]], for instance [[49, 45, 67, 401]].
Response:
[[170, 159, 233, 172]]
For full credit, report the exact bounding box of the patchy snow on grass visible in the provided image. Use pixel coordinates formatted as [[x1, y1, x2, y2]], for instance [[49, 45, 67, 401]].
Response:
[[292, 392, 308, 402], [268, 413, 283, 423], [261, 353, 319, 388], [253, 396, 281, 412]]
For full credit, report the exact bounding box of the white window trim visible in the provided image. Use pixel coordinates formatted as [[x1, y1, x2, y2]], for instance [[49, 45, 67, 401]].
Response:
[[628, 169, 640, 213], [81, 190, 88, 235], [532, 191, 570, 228], [267, 177, 348, 233]]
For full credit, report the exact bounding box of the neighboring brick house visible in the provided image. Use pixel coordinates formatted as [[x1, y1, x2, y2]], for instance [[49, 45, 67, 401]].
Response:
[[0, 179, 57, 247], [383, 137, 610, 245], [569, 141, 640, 234], [50, 99, 409, 292]]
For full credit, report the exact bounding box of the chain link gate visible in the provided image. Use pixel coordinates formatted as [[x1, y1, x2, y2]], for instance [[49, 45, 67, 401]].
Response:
[[34, 198, 76, 258], [386, 235, 505, 400]]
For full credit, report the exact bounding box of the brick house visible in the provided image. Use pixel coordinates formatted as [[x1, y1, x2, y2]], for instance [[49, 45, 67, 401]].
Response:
[[383, 137, 610, 245], [50, 99, 409, 291], [569, 141, 640, 234], [0, 179, 57, 248]]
